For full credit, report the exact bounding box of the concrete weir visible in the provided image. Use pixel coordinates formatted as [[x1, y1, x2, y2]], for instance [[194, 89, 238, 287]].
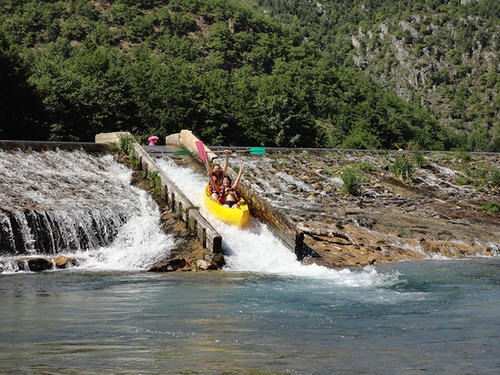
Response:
[[1, 132, 303, 271], [95, 131, 222, 255], [0, 140, 109, 153]]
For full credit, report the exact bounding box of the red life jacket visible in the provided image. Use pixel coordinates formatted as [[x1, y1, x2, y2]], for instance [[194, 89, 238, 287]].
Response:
[[218, 185, 239, 204], [209, 172, 221, 193]]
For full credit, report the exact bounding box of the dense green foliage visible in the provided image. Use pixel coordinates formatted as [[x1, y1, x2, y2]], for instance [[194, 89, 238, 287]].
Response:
[[341, 168, 363, 196], [253, 0, 500, 151], [0, 0, 495, 150]]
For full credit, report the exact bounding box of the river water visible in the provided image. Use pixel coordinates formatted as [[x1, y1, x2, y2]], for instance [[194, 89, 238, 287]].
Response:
[[0, 259, 499, 374], [0, 153, 499, 374]]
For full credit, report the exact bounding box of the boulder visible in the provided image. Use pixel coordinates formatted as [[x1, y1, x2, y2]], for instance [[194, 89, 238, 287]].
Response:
[[196, 259, 217, 270], [27, 258, 53, 272], [148, 258, 186, 272], [54, 255, 71, 269]]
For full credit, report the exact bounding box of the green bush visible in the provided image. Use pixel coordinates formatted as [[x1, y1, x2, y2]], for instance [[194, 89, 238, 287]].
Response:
[[456, 151, 473, 162], [455, 177, 475, 186], [482, 202, 500, 214], [490, 168, 500, 186], [341, 168, 362, 196], [413, 151, 427, 168], [118, 134, 136, 156], [143, 170, 164, 197], [390, 154, 414, 182]]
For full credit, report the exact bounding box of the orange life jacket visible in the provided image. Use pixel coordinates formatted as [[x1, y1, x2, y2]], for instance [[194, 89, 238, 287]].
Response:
[[209, 172, 221, 193]]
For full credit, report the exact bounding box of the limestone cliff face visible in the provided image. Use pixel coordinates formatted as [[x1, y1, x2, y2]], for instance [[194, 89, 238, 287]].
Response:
[[350, 13, 499, 143]]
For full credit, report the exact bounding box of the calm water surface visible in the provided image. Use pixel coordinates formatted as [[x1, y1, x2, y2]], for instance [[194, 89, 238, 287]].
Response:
[[1, 258, 499, 374]]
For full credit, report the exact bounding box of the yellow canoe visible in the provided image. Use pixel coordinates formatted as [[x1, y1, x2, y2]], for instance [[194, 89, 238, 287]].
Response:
[[203, 183, 250, 227]]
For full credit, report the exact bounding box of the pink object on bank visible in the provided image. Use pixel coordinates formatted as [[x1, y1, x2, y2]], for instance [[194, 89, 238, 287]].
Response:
[[148, 136, 159, 146]]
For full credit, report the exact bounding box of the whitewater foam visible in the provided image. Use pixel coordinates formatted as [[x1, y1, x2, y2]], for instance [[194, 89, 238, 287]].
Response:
[[156, 158, 400, 288], [0, 150, 175, 272]]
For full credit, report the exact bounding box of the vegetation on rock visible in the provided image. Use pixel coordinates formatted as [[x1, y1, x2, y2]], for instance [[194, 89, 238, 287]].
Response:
[[255, 0, 500, 152]]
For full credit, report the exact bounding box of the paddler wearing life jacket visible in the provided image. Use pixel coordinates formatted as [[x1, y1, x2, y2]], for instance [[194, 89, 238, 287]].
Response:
[[205, 150, 229, 200], [219, 162, 243, 209]]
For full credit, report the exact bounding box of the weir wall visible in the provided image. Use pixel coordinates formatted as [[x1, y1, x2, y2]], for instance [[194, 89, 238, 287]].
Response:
[[0, 135, 222, 263], [0, 140, 109, 153]]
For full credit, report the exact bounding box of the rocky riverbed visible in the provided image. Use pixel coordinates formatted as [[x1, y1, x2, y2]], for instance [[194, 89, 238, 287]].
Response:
[[220, 148, 500, 268], [2, 147, 497, 272]]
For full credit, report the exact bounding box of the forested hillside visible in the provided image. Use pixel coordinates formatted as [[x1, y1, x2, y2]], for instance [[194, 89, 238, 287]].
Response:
[[0, 0, 497, 151], [252, 0, 500, 151]]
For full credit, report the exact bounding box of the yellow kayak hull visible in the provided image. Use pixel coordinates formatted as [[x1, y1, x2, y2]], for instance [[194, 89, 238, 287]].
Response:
[[203, 184, 250, 227]]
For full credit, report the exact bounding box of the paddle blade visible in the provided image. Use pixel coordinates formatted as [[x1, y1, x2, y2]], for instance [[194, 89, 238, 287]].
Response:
[[173, 150, 193, 156], [195, 141, 207, 163], [248, 147, 266, 155]]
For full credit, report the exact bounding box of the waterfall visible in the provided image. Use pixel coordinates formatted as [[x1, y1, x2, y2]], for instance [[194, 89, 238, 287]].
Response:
[[0, 149, 175, 272], [0, 149, 141, 255], [0, 209, 129, 255]]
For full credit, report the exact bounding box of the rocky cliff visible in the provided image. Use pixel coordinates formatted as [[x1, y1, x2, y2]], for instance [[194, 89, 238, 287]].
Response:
[[349, 8, 499, 149]]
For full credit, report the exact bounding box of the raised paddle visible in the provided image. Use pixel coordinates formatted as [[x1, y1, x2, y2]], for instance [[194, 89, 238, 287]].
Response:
[[173, 147, 266, 156], [195, 140, 207, 163], [212, 147, 266, 155]]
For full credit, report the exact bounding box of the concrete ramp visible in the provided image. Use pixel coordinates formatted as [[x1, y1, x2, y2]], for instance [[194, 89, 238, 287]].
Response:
[[167, 130, 304, 259]]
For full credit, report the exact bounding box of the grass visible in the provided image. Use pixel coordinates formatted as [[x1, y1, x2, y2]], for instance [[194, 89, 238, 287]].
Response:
[[118, 134, 136, 156], [490, 167, 500, 186], [352, 161, 376, 172], [482, 202, 500, 214], [413, 151, 427, 168], [341, 168, 363, 196], [455, 177, 475, 186], [455, 151, 473, 162], [390, 154, 414, 182], [323, 165, 342, 177], [143, 170, 164, 197]]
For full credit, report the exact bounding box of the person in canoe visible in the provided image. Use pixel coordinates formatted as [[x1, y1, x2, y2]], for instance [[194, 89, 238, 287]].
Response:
[[219, 162, 243, 209], [205, 150, 229, 201]]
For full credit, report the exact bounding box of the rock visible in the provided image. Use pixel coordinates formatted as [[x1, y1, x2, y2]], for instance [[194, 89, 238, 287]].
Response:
[[324, 184, 335, 193], [54, 255, 71, 269], [148, 258, 186, 272], [27, 258, 53, 272], [211, 253, 225, 268], [196, 259, 217, 270]]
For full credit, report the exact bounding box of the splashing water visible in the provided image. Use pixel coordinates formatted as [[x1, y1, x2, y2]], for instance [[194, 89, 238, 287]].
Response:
[[73, 188, 176, 271], [0, 150, 175, 272], [156, 158, 400, 288]]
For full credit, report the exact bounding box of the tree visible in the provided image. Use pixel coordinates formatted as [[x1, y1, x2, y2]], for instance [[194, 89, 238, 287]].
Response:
[[0, 33, 49, 140]]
